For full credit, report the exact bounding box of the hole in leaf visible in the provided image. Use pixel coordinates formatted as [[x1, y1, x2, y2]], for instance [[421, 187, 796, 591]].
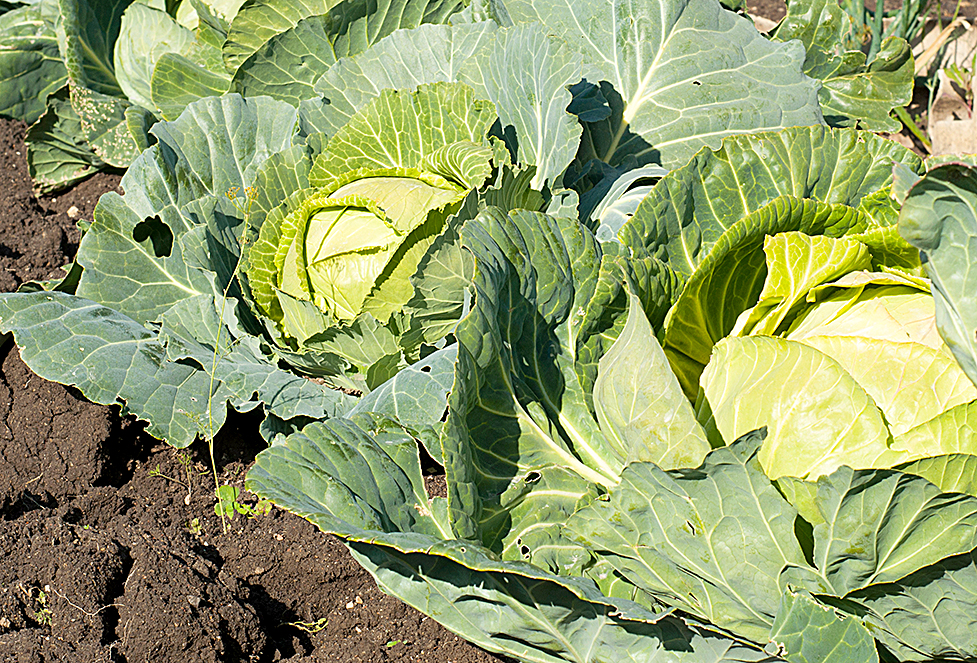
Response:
[[524, 471, 541, 484], [520, 545, 530, 557], [686, 520, 697, 535], [132, 216, 174, 258], [420, 365, 432, 373], [692, 80, 701, 86], [794, 515, 815, 566]]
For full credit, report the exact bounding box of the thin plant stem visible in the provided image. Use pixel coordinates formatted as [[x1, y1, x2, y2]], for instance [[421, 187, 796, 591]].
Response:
[[207, 185, 257, 533]]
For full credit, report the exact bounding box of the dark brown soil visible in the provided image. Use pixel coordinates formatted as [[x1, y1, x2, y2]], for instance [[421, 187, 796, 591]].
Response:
[[0, 118, 509, 662]]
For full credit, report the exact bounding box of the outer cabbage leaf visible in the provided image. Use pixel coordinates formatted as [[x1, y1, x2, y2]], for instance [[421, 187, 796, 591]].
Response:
[[807, 466, 977, 596], [76, 94, 299, 325], [57, 0, 132, 97], [222, 0, 342, 71], [454, 22, 581, 190], [114, 1, 195, 111], [309, 82, 496, 181], [444, 207, 617, 552], [222, 0, 464, 72], [573, 250, 679, 415], [0, 0, 66, 123], [898, 163, 977, 389], [0, 291, 224, 447], [397, 213, 474, 352], [245, 408, 776, 662], [151, 52, 232, 121], [303, 22, 497, 137], [768, 590, 878, 663], [57, 0, 141, 167], [25, 86, 104, 193], [583, 165, 667, 241], [347, 344, 457, 457], [501, 0, 822, 169], [592, 292, 710, 469], [856, 549, 977, 661], [158, 293, 357, 419], [770, 0, 912, 132], [565, 431, 812, 643], [231, 0, 467, 107]]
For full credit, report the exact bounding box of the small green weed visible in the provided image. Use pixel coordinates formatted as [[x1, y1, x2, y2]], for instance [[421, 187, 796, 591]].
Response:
[[214, 485, 272, 520], [148, 450, 199, 505], [21, 585, 53, 626]]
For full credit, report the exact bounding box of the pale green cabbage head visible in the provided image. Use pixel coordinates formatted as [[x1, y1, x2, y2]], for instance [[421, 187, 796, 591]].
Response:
[[238, 82, 514, 389], [267, 168, 468, 332], [697, 231, 977, 480]]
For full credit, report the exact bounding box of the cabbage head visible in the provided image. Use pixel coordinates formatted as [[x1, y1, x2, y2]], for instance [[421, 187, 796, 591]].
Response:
[[263, 169, 470, 325], [697, 230, 977, 480], [245, 151, 488, 357]]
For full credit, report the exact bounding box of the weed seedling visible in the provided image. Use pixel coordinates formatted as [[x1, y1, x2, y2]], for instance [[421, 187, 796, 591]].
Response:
[[214, 484, 272, 520], [20, 585, 53, 626], [148, 451, 196, 505]]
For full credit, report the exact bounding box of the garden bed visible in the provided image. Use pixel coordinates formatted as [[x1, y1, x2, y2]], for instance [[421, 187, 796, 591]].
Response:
[[3, 0, 977, 660]]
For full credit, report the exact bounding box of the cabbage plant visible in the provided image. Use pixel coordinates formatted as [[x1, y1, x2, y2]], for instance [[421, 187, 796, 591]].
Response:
[[241, 88, 500, 386], [0, 81, 519, 443], [246, 127, 977, 662]]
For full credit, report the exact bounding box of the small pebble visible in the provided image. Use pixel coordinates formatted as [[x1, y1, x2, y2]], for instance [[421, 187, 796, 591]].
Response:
[[345, 601, 354, 609], [67, 205, 80, 219]]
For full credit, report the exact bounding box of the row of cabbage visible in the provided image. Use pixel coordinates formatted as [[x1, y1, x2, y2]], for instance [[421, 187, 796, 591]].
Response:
[[2, 0, 977, 660]]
